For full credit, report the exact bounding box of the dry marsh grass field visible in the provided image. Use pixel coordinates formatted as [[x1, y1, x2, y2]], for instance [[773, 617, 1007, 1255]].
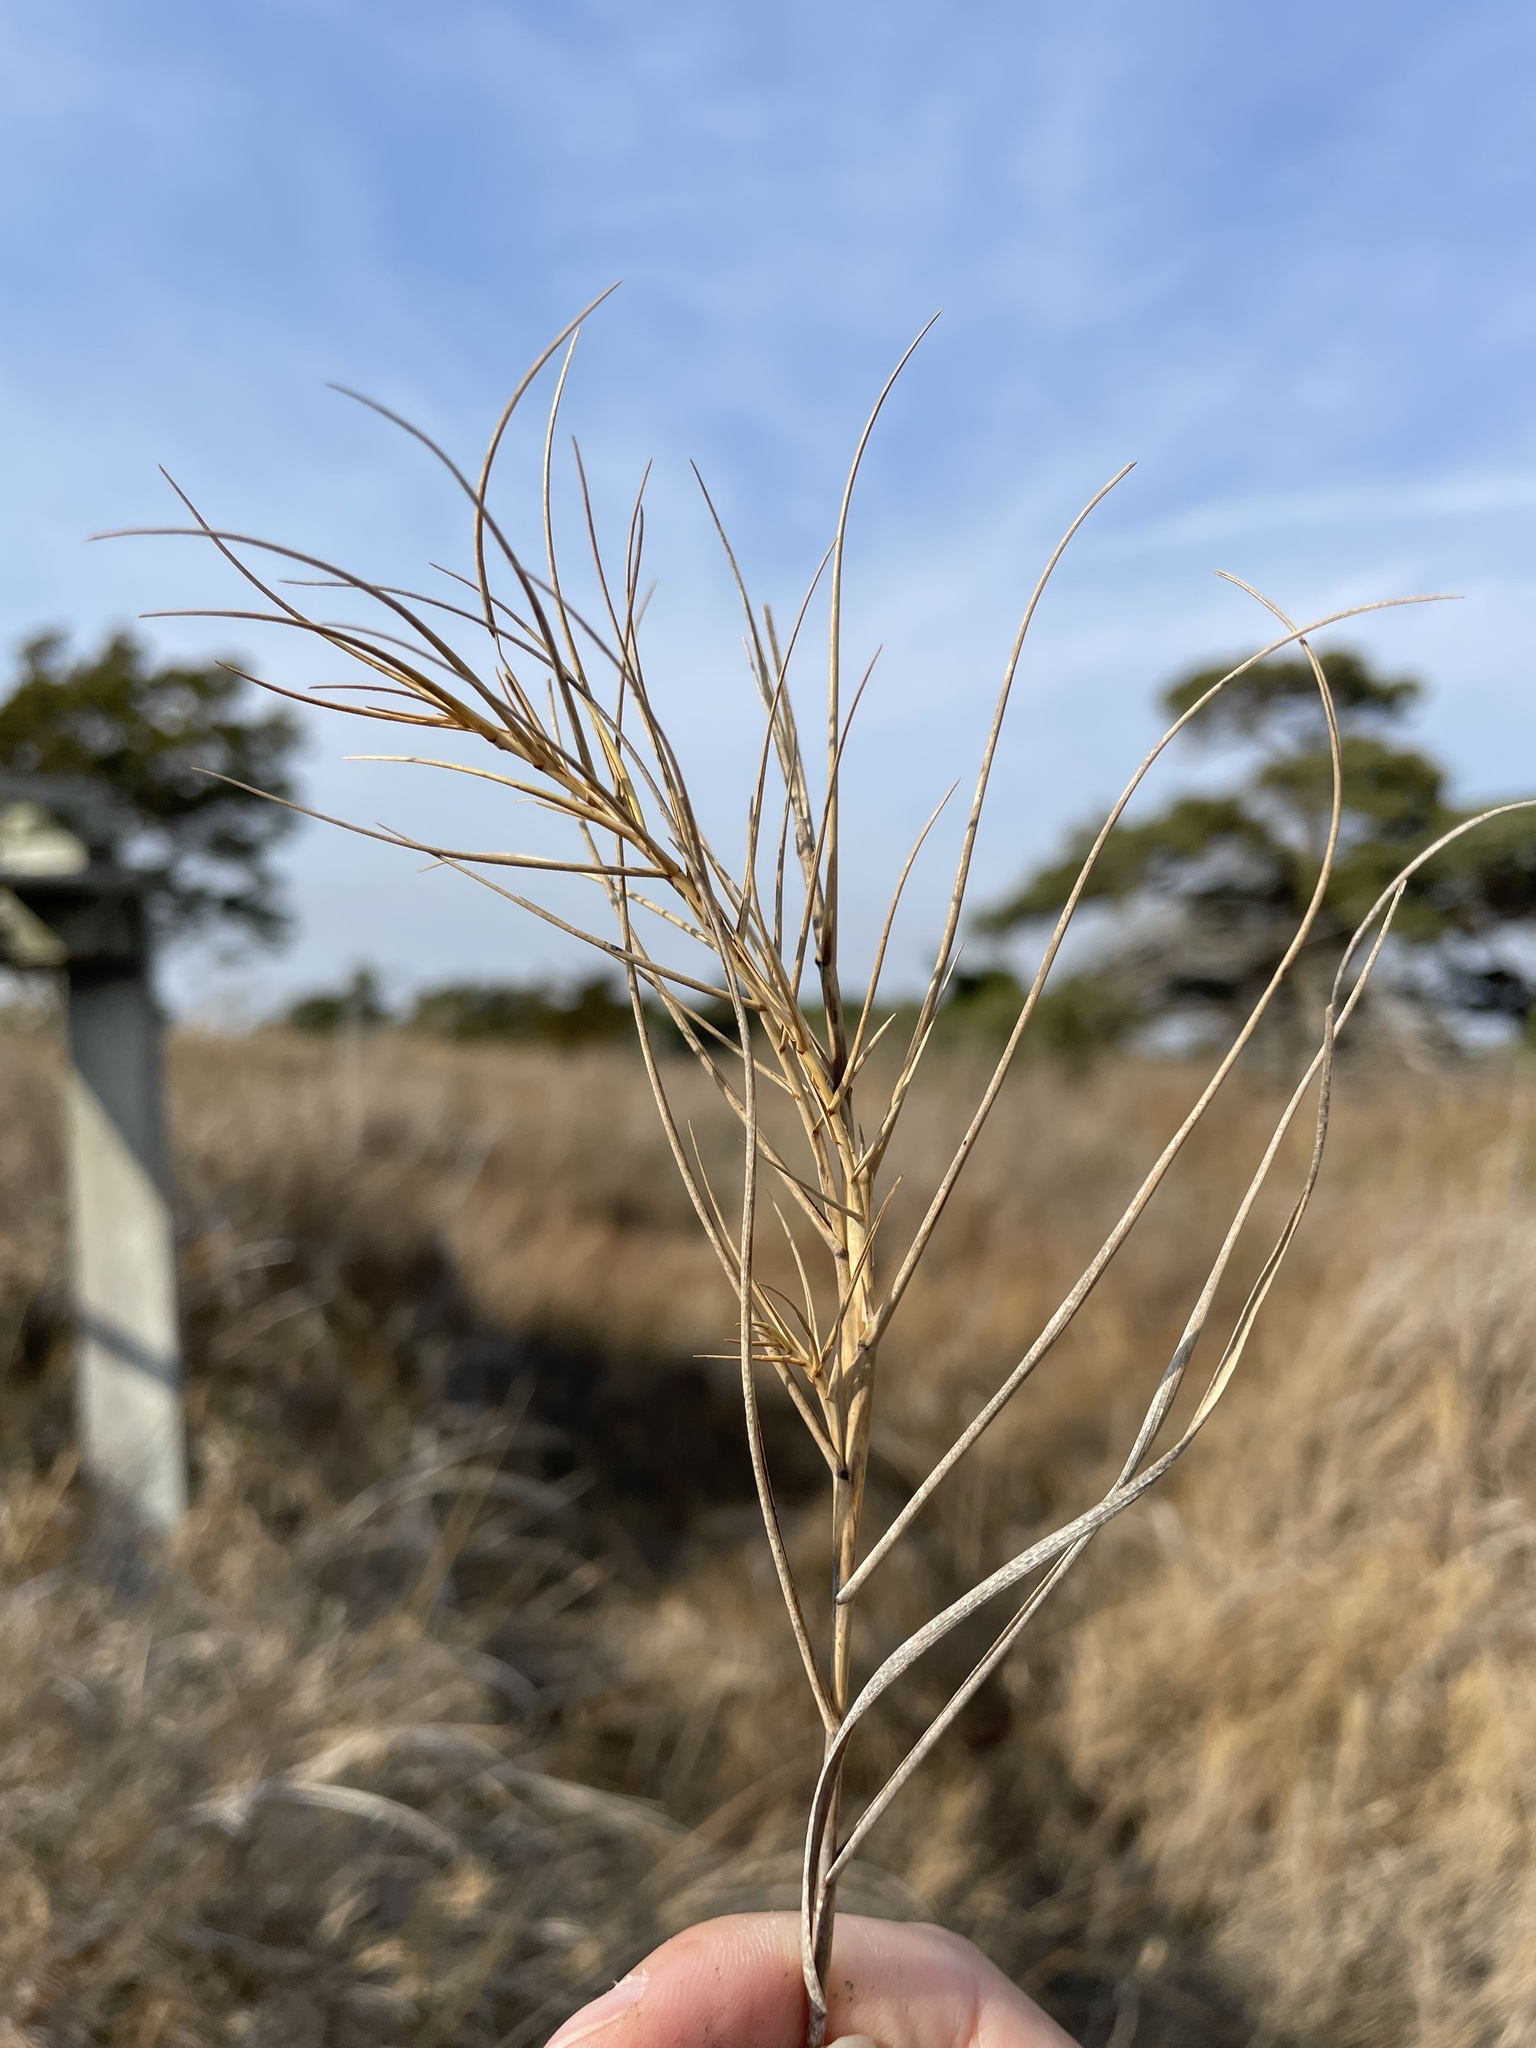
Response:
[[2, 1021, 1534, 2046]]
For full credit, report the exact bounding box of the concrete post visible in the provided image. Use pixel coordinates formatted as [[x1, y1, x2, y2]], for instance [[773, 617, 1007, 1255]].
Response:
[[1, 778, 188, 1530], [63, 960, 188, 1531]]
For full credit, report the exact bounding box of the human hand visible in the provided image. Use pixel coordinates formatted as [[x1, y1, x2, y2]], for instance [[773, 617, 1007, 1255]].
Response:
[[546, 1912, 1077, 2048]]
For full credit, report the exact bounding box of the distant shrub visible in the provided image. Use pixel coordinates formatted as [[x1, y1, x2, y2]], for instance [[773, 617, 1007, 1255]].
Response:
[[284, 964, 390, 1033], [932, 968, 1139, 1064], [409, 975, 633, 1048]]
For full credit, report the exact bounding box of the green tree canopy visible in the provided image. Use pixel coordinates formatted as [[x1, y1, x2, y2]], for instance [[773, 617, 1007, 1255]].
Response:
[[979, 648, 1536, 1046], [0, 630, 302, 945]]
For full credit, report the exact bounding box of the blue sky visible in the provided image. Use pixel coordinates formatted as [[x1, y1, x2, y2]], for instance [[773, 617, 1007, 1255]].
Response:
[[2, 0, 1533, 1011]]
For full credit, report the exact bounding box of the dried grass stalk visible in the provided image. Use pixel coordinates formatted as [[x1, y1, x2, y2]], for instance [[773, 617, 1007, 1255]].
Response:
[[113, 301, 1534, 2045]]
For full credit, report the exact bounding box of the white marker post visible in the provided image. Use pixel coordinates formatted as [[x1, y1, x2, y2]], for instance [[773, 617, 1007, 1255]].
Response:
[[0, 782, 187, 1530]]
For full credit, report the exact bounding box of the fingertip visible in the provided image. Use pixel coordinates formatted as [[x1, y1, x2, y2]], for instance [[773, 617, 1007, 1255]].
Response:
[[545, 1970, 649, 2048], [548, 1915, 807, 2048], [541, 1913, 1076, 2048]]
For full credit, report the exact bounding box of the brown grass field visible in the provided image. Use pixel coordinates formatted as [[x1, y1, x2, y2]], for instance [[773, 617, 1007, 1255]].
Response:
[[2, 1020, 1533, 2047]]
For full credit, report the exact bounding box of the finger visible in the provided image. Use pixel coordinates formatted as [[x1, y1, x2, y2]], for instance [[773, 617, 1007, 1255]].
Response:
[[545, 1911, 1076, 2048]]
